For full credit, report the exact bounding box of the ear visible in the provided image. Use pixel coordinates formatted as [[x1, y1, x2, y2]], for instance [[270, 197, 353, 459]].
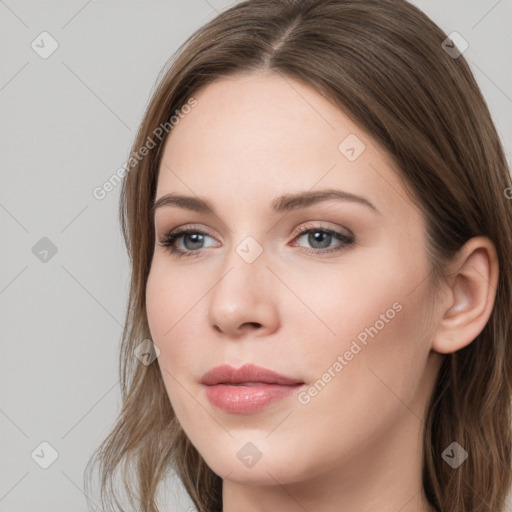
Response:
[[432, 236, 499, 354]]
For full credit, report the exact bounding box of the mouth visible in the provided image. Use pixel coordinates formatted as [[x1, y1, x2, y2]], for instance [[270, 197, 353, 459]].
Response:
[[201, 364, 304, 414]]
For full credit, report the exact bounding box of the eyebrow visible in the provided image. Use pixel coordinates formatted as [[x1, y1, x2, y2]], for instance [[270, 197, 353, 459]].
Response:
[[151, 188, 379, 215]]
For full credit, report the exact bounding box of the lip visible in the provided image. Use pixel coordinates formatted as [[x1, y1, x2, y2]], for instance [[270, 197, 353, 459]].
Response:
[[201, 364, 304, 414]]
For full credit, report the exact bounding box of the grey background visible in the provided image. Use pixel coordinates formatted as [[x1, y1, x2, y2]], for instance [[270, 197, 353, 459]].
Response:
[[0, 1, 511, 511]]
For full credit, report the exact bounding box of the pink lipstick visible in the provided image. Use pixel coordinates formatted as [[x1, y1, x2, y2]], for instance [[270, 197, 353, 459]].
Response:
[[201, 363, 304, 414]]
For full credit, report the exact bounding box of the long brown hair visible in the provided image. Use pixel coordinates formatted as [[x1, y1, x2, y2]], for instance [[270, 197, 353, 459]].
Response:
[[84, 1, 512, 511]]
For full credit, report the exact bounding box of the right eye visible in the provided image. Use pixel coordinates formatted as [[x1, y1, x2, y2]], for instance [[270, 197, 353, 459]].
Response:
[[158, 227, 218, 258]]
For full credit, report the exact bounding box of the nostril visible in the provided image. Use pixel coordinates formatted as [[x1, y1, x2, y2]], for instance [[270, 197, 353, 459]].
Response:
[[242, 322, 262, 329]]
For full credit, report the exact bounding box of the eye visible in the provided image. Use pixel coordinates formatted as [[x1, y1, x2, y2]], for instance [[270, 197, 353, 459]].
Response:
[[158, 226, 217, 259], [290, 223, 355, 255], [157, 223, 355, 259]]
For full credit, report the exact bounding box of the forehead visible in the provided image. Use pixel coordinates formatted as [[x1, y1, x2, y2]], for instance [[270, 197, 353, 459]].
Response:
[[165, 72, 354, 168], [155, 72, 420, 222]]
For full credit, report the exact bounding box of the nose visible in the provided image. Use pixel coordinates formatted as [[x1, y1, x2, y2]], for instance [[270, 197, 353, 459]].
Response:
[[208, 251, 280, 338]]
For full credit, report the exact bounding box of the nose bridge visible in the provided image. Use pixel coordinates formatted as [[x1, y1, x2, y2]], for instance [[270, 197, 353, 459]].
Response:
[[216, 230, 269, 295]]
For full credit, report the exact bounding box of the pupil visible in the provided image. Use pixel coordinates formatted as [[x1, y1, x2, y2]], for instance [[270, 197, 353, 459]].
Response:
[[184, 233, 203, 250], [309, 231, 331, 249]]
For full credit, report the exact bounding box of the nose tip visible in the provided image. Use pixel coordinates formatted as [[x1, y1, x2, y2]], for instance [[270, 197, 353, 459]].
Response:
[[208, 257, 280, 338]]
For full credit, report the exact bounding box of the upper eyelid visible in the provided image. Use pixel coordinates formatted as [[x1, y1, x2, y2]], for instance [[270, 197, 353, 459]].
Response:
[[163, 222, 348, 233], [296, 222, 353, 237]]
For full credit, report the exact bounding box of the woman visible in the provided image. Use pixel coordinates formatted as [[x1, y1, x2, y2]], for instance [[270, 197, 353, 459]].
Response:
[[85, 1, 512, 511]]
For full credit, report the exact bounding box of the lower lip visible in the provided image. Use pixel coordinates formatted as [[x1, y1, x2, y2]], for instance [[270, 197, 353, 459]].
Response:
[[204, 383, 302, 414]]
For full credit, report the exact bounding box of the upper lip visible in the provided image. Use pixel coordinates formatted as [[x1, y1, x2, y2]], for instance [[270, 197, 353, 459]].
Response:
[[201, 364, 304, 386]]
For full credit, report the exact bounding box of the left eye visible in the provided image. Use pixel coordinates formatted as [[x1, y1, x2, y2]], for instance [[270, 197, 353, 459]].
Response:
[[291, 226, 354, 254]]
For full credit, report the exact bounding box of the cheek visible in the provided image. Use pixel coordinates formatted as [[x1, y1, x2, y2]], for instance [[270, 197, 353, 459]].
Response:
[[286, 287, 434, 477], [146, 256, 204, 333], [146, 268, 170, 345], [146, 268, 202, 425], [145, 263, 209, 387], [308, 269, 435, 433], [297, 244, 434, 406]]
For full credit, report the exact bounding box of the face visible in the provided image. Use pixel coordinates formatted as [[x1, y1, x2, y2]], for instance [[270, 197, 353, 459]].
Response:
[[146, 71, 442, 488]]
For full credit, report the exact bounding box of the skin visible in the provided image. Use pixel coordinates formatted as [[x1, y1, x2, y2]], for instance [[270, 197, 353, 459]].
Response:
[[145, 71, 498, 512]]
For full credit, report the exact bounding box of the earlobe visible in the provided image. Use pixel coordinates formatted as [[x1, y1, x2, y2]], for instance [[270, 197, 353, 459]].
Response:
[[432, 236, 499, 355]]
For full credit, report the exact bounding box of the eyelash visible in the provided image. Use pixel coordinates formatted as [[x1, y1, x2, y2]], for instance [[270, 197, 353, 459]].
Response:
[[157, 224, 355, 259]]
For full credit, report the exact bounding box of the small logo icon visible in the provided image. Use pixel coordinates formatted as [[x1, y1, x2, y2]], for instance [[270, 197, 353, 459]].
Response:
[[237, 442, 263, 468], [236, 236, 263, 264], [442, 32, 468, 59], [32, 237, 58, 263], [31, 31, 59, 59], [31, 441, 59, 469], [338, 133, 366, 161], [442, 441, 468, 468], [134, 339, 160, 365]]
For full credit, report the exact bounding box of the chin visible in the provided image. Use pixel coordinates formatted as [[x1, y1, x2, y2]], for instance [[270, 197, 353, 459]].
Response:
[[198, 441, 312, 486]]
